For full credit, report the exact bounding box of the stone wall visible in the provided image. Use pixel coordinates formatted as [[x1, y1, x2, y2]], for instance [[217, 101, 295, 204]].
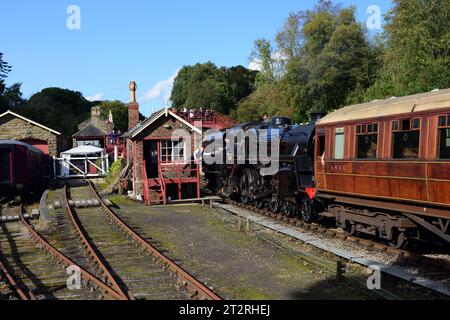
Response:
[[0, 114, 61, 156]]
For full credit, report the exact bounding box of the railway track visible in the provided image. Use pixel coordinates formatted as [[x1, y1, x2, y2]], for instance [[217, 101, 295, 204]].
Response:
[[63, 180, 220, 300], [0, 205, 35, 300], [219, 200, 450, 297], [224, 199, 450, 273], [0, 206, 121, 300]]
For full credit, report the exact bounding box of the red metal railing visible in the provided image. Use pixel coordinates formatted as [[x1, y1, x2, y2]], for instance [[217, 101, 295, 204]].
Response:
[[158, 160, 201, 200], [105, 137, 126, 157], [175, 111, 236, 129]]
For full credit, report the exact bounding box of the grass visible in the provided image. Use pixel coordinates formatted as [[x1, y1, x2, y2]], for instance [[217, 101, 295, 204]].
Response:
[[144, 228, 183, 258], [230, 284, 273, 300], [108, 195, 136, 207], [201, 208, 260, 248]]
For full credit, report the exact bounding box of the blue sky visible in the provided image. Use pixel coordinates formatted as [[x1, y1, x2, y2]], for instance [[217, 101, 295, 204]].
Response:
[[1, 0, 392, 116]]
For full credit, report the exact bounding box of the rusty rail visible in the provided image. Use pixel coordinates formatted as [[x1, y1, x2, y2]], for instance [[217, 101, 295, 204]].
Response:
[[0, 205, 36, 300], [18, 210, 126, 300], [63, 184, 132, 300], [0, 252, 37, 300], [87, 180, 221, 300]]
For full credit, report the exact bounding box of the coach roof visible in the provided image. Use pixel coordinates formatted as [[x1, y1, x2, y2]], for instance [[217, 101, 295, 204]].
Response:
[[317, 88, 450, 125]]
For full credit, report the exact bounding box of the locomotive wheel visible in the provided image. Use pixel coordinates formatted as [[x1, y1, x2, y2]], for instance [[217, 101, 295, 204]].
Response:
[[269, 200, 281, 213], [282, 203, 292, 217], [300, 200, 314, 223], [388, 231, 408, 249], [239, 174, 251, 204], [255, 201, 264, 209]]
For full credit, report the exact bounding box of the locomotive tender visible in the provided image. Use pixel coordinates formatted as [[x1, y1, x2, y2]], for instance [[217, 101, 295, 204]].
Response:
[[204, 88, 450, 248]]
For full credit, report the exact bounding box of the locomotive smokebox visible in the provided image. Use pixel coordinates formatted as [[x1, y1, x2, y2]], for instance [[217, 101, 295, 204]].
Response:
[[270, 117, 292, 128], [310, 111, 326, 123]]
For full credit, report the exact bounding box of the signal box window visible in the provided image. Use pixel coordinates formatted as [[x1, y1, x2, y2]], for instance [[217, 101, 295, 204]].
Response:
[[392, 118, 420, 159], [438, 115, 450, 159], [356, 123, 378, 159], [334, 128, 345, 160], [160, 140, 185, 163]]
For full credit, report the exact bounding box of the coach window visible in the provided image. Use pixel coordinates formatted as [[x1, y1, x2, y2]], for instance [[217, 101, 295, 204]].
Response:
[[392, 118, 420, 159], [356, 123, 378, 159], [438, 115, 450, 159], [317, 134, 325, 157], [334, 128, 345, 159]]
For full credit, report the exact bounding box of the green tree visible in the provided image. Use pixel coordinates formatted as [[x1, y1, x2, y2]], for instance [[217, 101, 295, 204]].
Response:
[[222, 65, 258, 104], [0, 52, 26, 113], [100, 100, 129, 133], [275, 13, 303, 62], [238, 1, 379, 122], [17, 88, 91, 136], [251, 39, 276, 83], [366, 0, 450, 99], [171, 62, 257, 115]]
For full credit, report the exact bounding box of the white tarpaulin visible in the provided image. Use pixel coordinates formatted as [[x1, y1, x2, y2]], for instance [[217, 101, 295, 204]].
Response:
[[57, 146, 109, 178], [61, 145, 105, 156]]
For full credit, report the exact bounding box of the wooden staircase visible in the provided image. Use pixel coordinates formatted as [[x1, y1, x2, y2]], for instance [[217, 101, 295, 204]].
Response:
[[142, 162, 166, 206], [142, 160, 200, 206]]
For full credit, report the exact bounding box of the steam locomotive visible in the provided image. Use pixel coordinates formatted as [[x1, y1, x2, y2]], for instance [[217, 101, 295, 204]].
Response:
[[203, 88, 450, 248], [203, 115, 319, 222]]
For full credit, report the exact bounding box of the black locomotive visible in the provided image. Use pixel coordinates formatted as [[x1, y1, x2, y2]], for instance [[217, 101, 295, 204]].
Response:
[[203, 116, 319, 222]]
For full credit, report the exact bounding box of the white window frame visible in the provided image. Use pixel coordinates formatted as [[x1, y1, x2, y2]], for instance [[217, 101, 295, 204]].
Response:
[[334, 128, 345, 160], [160, 139, 186, 164]]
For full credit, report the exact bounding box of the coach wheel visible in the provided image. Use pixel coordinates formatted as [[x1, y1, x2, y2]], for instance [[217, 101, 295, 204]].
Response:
[[300, 200, 314, 223], [389, 231, 407, 249], [345, 223, 357, 236]]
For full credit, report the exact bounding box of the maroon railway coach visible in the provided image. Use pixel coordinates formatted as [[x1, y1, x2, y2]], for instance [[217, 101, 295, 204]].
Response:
[[314, 89, 450, 247], [0, 140, 51, 197]]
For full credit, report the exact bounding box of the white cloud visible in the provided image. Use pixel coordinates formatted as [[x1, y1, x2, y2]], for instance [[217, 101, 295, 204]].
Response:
[[86, 92, 105, 102], [248, 51, 288, 75], [248, 58, 262, 71], [139, 69, 180, 105]]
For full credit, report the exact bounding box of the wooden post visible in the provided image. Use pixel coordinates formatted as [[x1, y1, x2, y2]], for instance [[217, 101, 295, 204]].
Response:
[[177, 161, 182, 200], [336, 260, 346, 282], [106, 155, 109, 172], [196, 159, 201, 198]]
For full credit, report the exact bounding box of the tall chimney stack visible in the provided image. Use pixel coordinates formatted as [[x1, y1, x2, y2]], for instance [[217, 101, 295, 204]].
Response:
[[128, 81, 139, 131]]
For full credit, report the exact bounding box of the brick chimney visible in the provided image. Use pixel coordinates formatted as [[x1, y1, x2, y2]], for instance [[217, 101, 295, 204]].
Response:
[[128, 81, 139, 131], [91, 106, 101, 128]]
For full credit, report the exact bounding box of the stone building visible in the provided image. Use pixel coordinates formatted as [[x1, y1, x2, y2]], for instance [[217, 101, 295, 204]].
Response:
[[73, 106, 113, 148], [0, 110, 63, 156]]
